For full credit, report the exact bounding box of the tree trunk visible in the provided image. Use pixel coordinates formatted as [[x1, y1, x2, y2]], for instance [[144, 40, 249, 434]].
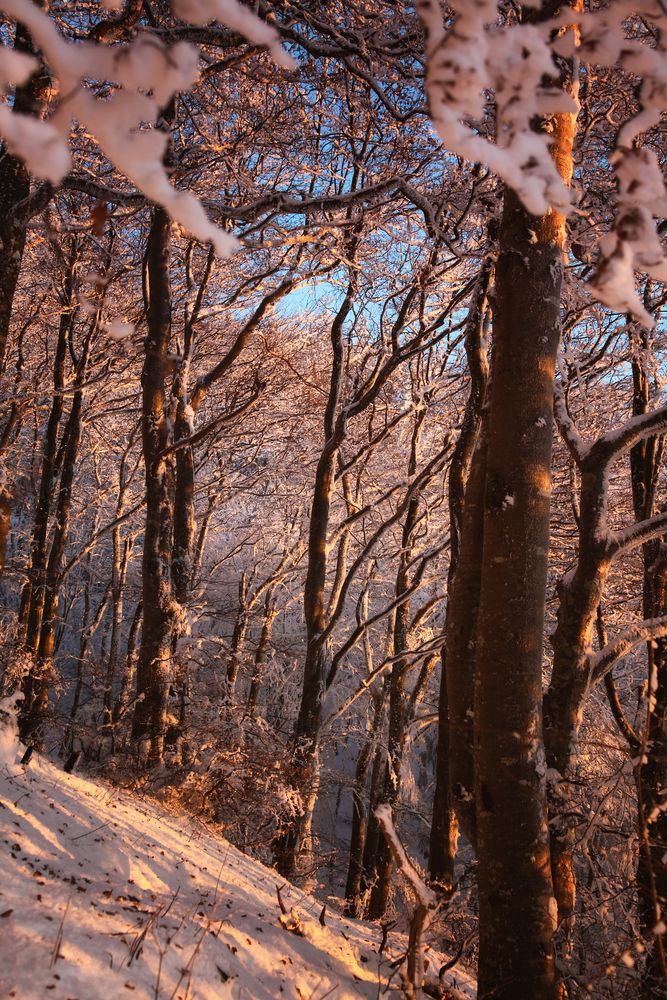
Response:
[[19, 260, 77, 743], [0, 9, 50, 372], [275, 276, 354, 876], [227, 573, 249, 689], [430, 261, 490, 873], [428, 647, 458, 892], [543, 464, 610, 951], [473, 10, 580, 993], [630, 329, 667, 997], [637, 551, 667, 998], [0, 490, 11, 579], [24, 324, 92, 741], [344, 678, 389, 916], [114, 599, 142, 726], [247, 589, 277, 715], [103, 534, 130, 727], [131, 207, 175, 761], [474, 182, 563, 1000], [366, 410, 425, 919]]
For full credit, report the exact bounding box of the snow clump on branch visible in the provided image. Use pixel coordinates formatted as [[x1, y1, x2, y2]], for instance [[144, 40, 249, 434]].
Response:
[[418, 1, 667, 327]]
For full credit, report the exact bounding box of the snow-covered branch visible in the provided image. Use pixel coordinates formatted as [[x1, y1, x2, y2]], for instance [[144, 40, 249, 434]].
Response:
[[418, 1, 667, 325], [0, 0, 293, 254], [607, 509, 667, 559], [375, 804, 437, 910], [589, 616, 667, 684], [588, 403, 667, 467], [554, 382, 589, 463]]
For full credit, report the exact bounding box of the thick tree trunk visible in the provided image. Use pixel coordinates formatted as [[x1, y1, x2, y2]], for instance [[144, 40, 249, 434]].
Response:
[[131, 207, 175, 761], [473, 10, 579, 993], [474, 183, 563, 1000]]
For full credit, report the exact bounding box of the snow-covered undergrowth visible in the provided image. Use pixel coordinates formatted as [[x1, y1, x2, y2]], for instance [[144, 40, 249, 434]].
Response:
[[0, 734, 473, 999]]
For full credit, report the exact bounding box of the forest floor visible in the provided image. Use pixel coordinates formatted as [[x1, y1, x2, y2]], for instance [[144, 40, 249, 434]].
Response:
[[0, 722, 474, 999]]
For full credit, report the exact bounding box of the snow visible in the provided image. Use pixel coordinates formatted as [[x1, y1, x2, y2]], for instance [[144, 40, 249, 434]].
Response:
[[105, 320, 135, 342], [0, 737, 474, 999], [172, 1, 296, 70]]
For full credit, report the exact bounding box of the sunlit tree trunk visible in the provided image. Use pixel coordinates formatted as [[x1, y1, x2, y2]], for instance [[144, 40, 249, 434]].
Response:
[[474, 20, 580, 986], [629, 329, 667, 997], [474, 182, 562, 1000], [131, 206, 176, 761]]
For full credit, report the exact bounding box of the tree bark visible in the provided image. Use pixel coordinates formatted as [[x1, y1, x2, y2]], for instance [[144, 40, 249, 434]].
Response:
[[19, 256, 77, 744], [474, 184, 564, 1000], [430, 261, 490, 876], [473, 8, 580, 993], [131, 207, 176, 761]]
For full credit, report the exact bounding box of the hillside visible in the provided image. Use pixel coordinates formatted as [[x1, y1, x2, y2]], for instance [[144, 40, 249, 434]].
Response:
[[0, 721, 473, 999]]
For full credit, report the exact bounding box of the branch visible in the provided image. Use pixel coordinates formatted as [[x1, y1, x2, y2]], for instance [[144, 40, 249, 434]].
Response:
[[159, 379, 264, 463], [553, 382, 588, 463], [374, 805, 437, 910], [607, 509, 667, 558], [88, 0, 144, 42], [325, 538, 448, 690], [192, 278, 296, 405], [319, 441, 452, 649], [589, 616, 667, 685], [596, 605, 641, 749], [587, 403, 667, 467]]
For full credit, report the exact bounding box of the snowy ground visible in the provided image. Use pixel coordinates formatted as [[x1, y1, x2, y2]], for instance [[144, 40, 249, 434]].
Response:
[[0, 728, 474, 999]]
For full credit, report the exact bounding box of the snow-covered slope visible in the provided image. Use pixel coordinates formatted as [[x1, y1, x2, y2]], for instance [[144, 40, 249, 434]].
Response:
[[0, 735, 474, 999]]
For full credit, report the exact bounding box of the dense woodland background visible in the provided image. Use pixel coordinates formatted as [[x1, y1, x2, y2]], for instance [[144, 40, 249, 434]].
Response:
[[1, 2, 667, 998]]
